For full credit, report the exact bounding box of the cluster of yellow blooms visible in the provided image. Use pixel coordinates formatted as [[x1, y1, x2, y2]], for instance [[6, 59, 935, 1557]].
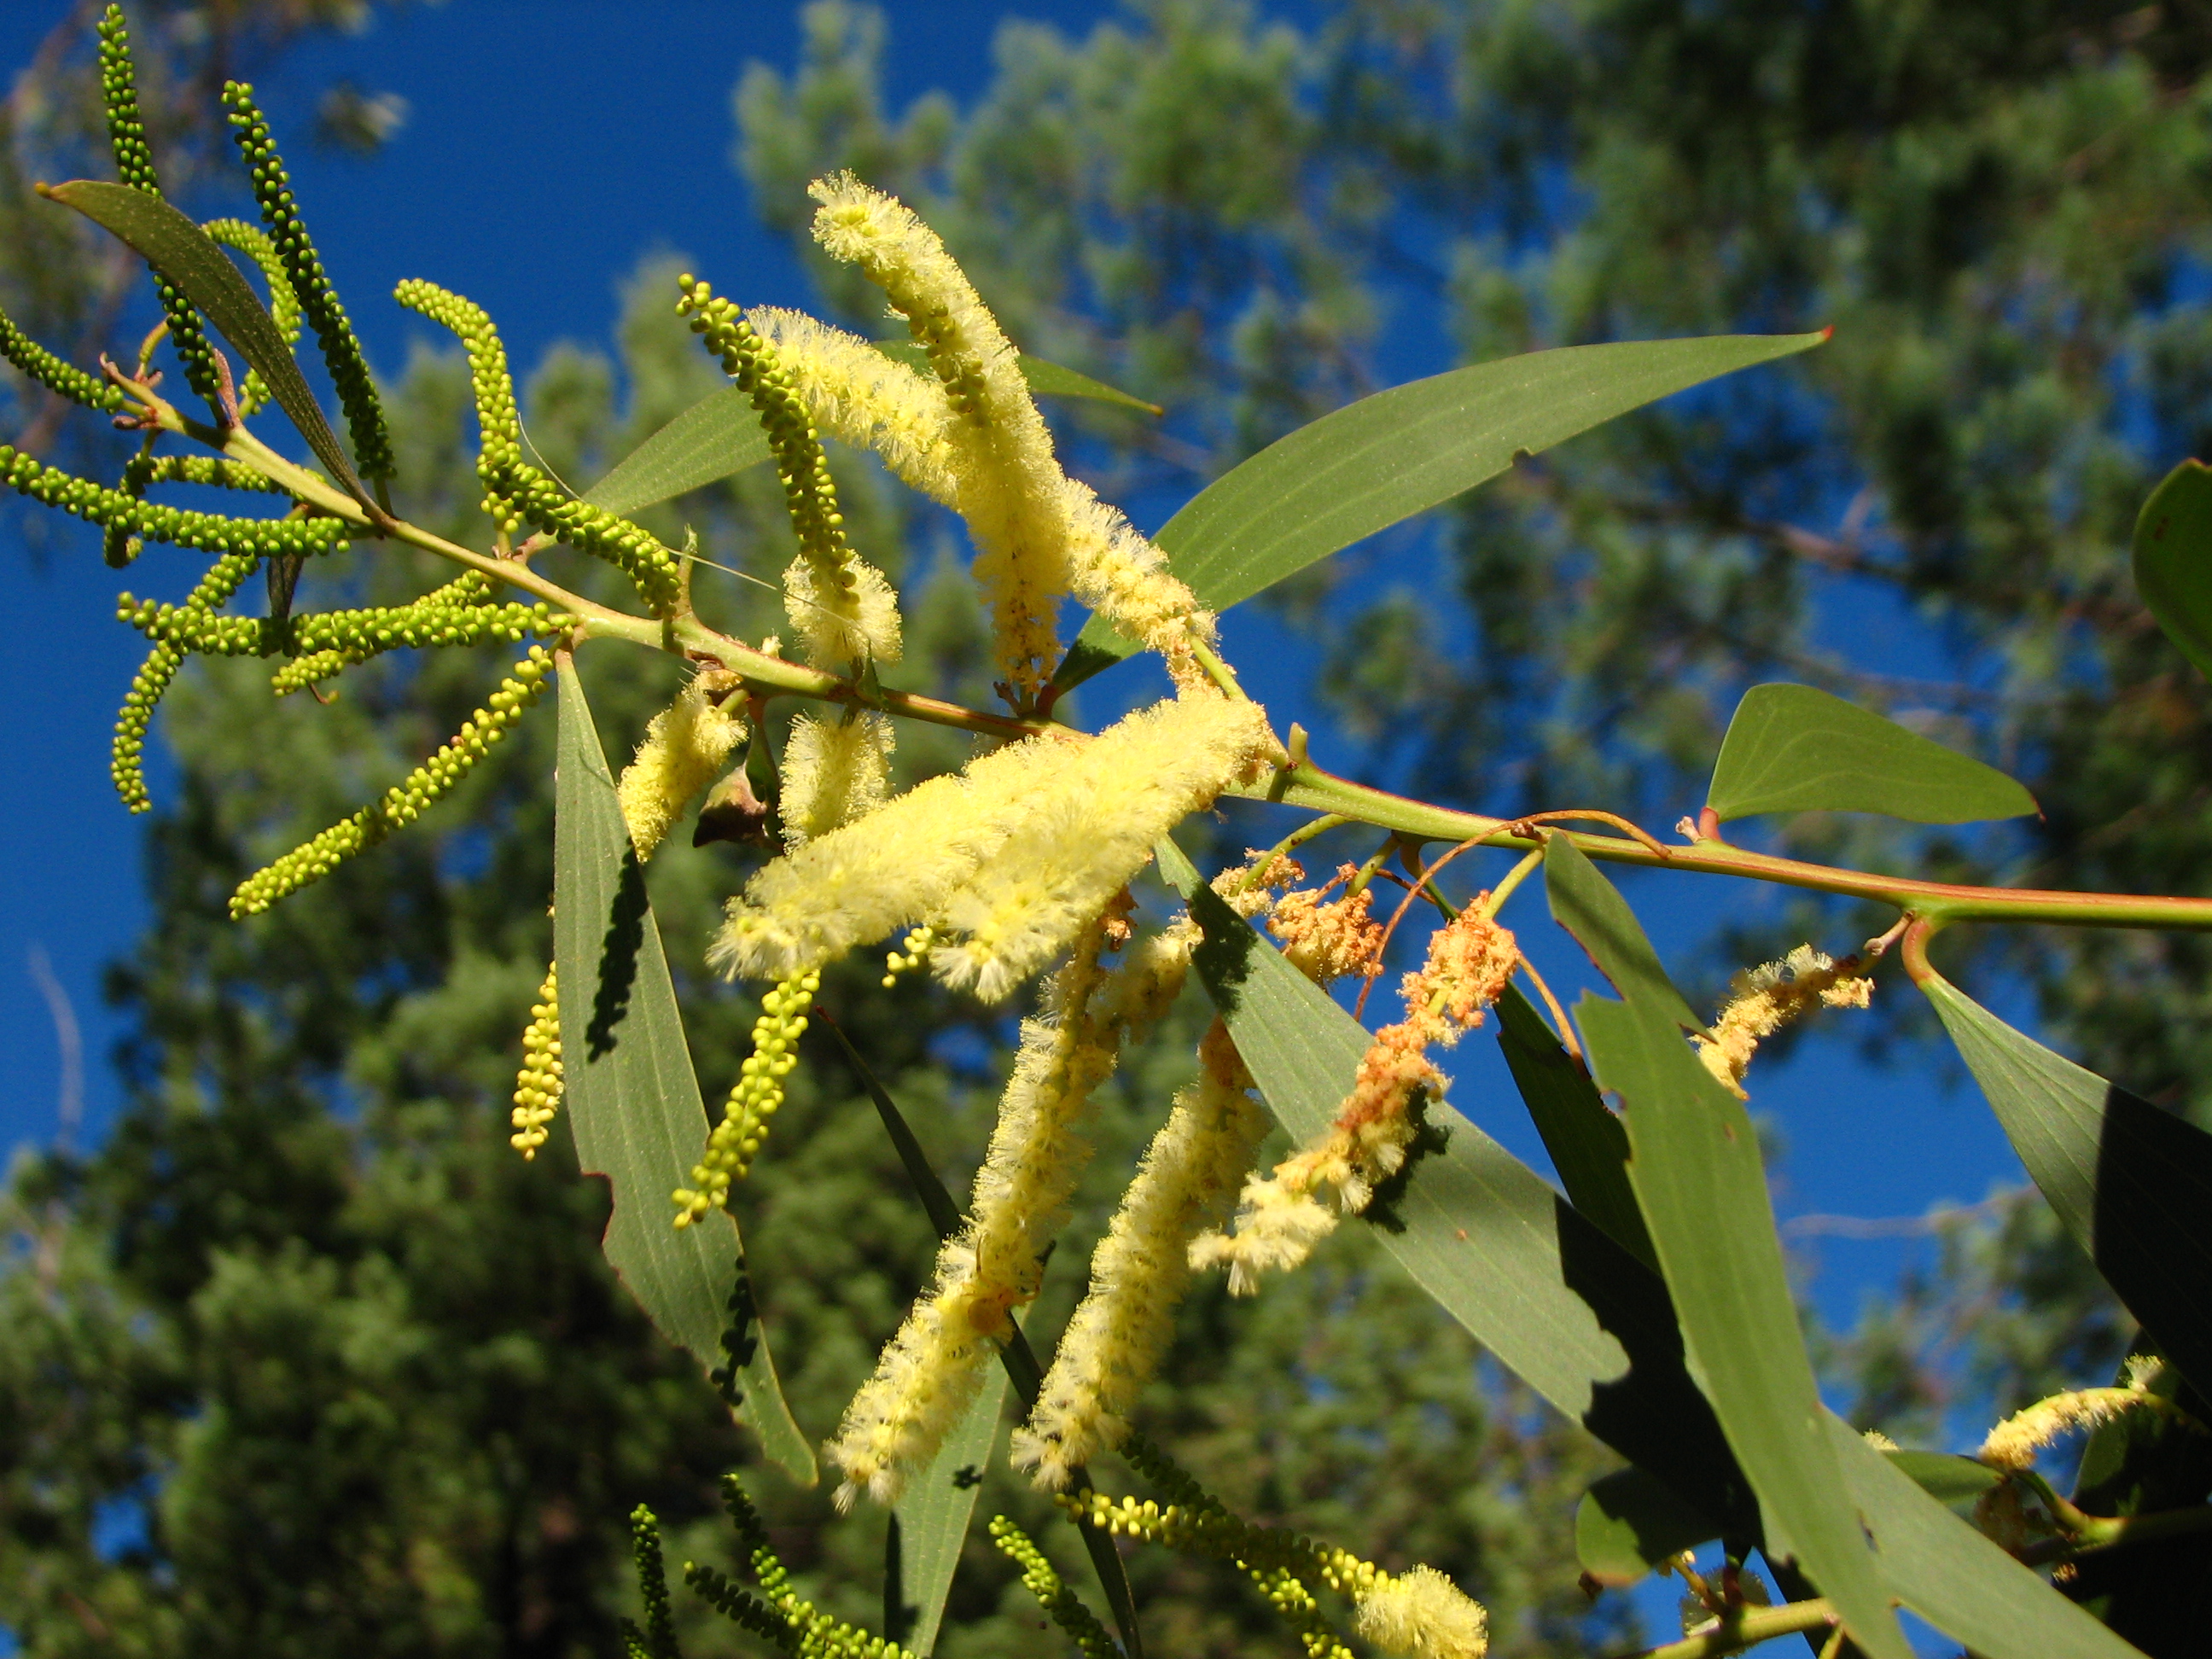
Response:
[[508, 170, 1491, 1658]]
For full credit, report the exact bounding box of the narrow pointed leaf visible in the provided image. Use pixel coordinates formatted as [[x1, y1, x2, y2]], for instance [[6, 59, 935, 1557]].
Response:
[[2132, 458, 2212, 681], [873, 338, 1162, 416], [1920, 971, 2212, 1394], [1706, 684, 2034, 824], [1575, 1466, 1721, 1586], [1160, 836, 2143, 1659], [553, 659, 814, 1484], [42, 179, 370, 508], [1542, 836, 1698, 1029], [1576, 990, 1911, 1659], [888, 1359, 1007, 1656], [584, 387, 772, 518], [1058, 331, 1828, 685], [1495, 982, 1656, 1270], [1576, 1450, 2001, 1588]]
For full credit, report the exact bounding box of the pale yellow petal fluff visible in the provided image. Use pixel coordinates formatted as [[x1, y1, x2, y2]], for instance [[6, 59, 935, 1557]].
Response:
[[615, 671, 746, 859], [826, 915, 1195, 1507], [1012, 1018, 1269, 1488], [779, 710, 894, 847], [1354, 1565, 1489, 1659]]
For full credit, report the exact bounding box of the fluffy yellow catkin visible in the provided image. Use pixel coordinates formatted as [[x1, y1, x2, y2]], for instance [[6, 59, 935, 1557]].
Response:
[[784, 550, 904, 672], [1354, 1565, 1490, 1659], [754, 298, 1215, 689], [928, 692, 1272, 1001], [806, 174, 1214, 697], [778, 710, 894, 846], [711, 689, 1272, 995], [748, 306, 962, 501], [1977, 1384, 2174, 1470], [1013, 1016, 1270, 1489], [825, 913, 1194, 1509], [1694, 943, 1873, 1096], [615, 672, 746, 859]]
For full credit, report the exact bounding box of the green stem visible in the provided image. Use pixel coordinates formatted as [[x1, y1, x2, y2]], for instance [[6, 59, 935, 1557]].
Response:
[[2023, 1503, 2212, 1565], [1476, 846, 1545, 919], [1237, 812, 1348, 893], [1252, 758, 2212, 933], [1604, 1599, 1837, 1659]]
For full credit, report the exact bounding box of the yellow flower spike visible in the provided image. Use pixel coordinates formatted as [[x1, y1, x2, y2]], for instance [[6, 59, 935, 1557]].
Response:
[[711, 689, 1271, 996], [778, 709, 894, 847], [615, 670, 747, 860], [1695, 943, 1875, 1097], [510, 962, 563, 1159], [825, 908, 1194, 1509], [1976, 1382, 2189, 1470], [806, 173, 1215, 701], [1012, 1017, 1271, 1489]]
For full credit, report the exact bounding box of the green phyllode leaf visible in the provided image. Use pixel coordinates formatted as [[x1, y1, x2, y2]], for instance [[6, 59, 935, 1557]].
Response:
[[872, 337, 1163, 416], [584, 387, 773, 520], [888, 1357, 1008, 1656], [1058, 332, 1829, 686], [1920, 971, 2212, 1396], [552, 658, 814, 1485], [1706, 683, 2036, 824], [1548, 836, 1907, 1658], [1574, 1452, 2001, 1588], [2132, 458, 2212, 682], [1493, 982, 1657, 1272], [1161, 832, 2137, 1659], [41, 179, 375, 510], [1574, 1466, 1722, 1588]]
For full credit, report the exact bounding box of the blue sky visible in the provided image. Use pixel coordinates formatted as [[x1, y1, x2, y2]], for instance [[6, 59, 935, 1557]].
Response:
[[0, 0, 2036, 1396]]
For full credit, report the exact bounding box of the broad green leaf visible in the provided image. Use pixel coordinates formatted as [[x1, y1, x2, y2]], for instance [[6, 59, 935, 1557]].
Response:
[[872, 338, 1163, 416], [1921, 973, 2212, 1395], [1576, 991, 1912, 1659], [2132, 458, 2212, 680], [1883, 1451, 2000, 1510], [1542, 836, 1698, 1030], [1494, 982, 1657, 1271], [552, 659, 814, 1484], [1161, 837, 2144, 1659], [888, 1359, 1007, 1656], [1575, 1466, 1720, 1586], [1058, 331, 1828, 686], [1706, 684, 2035, 824], [583, 387, 771, 518], [42, 179, 370, 509], [1576, 1451, 2000, 1588]]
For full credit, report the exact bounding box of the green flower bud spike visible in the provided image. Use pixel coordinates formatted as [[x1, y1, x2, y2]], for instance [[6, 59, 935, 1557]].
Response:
[[0, 300, 128, 414], [222, 82, 395, 480], [619, 1505, 682, 1659], [111, 550, 262, 812], [200, 218, 303, 418], [393, 279, 684, 614], [229, 648, 554, 916], [96, 6, 223, 413], [1, 444, 348, 562], [684, 1475, 917, 1659], [987, 1517, 1123, 1659], [510, 962, 563, 1159], [102, 450, 287, 568], [672, 968, 818, 1225]]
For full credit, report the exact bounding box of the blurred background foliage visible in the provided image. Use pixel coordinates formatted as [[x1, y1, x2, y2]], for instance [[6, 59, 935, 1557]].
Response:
[[7, 0, 2212, 1653]]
